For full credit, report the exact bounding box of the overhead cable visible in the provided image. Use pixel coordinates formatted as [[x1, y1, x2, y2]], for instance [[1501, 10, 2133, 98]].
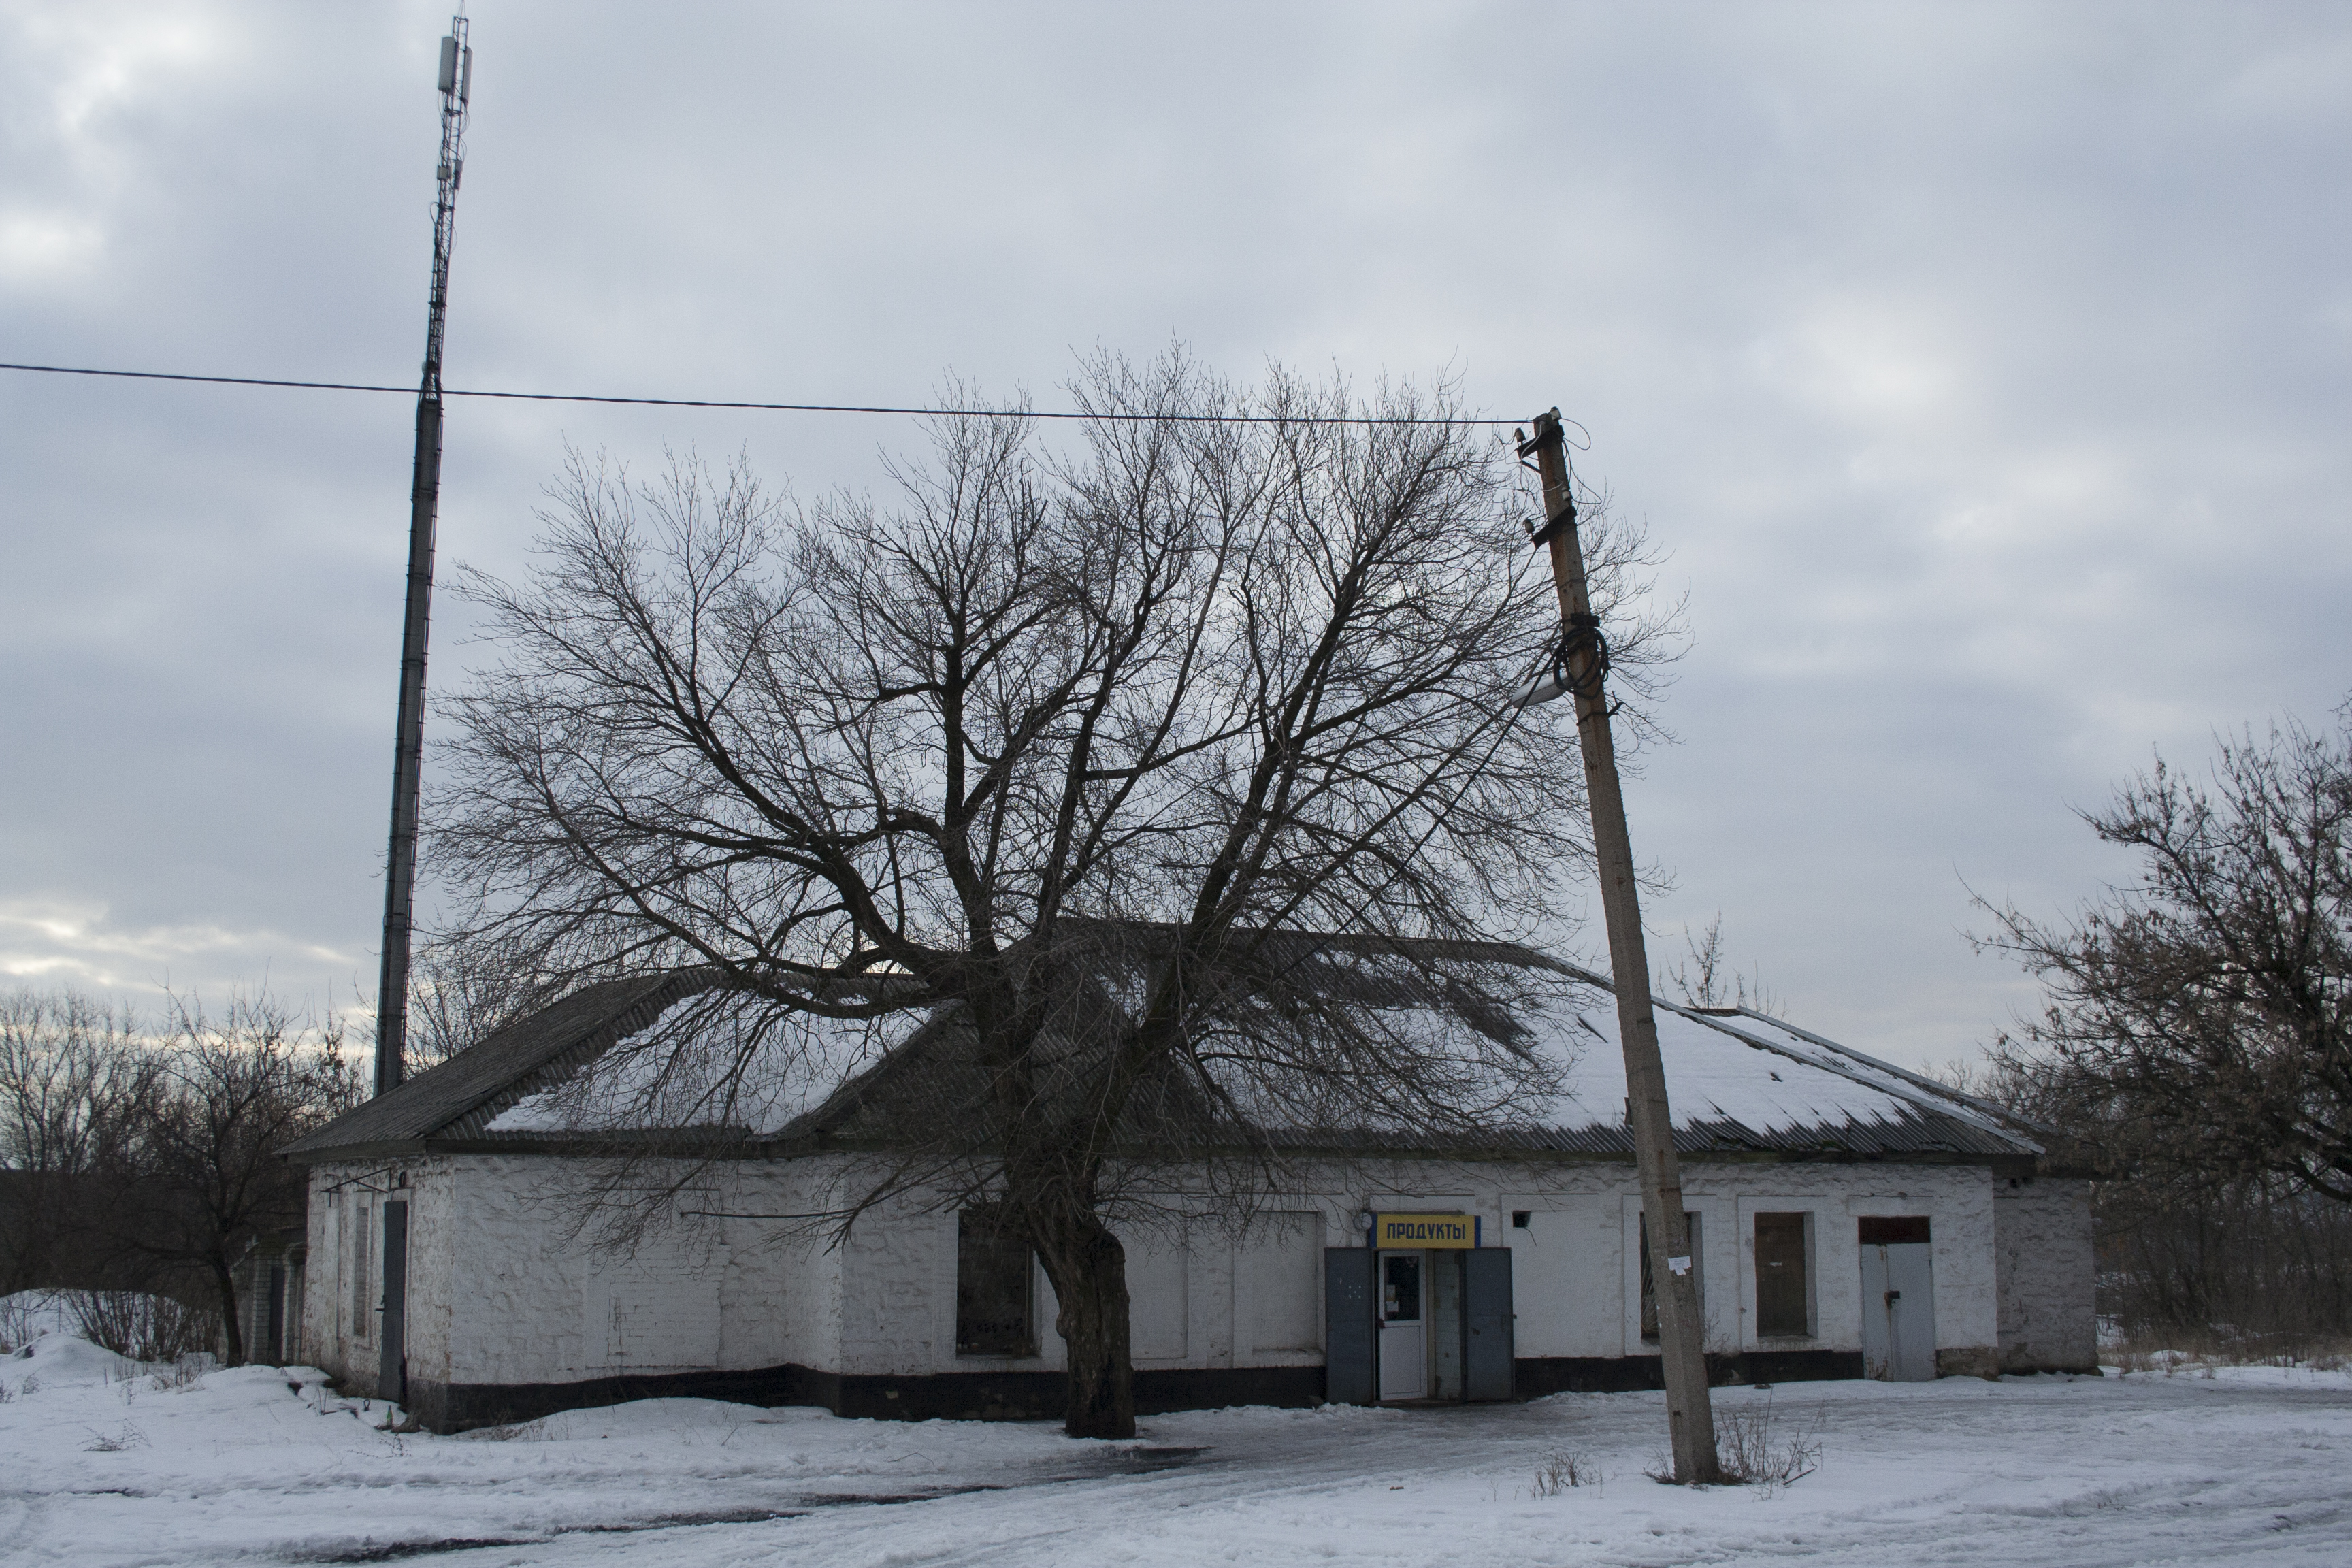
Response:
[[0, 360, 1521, 427]]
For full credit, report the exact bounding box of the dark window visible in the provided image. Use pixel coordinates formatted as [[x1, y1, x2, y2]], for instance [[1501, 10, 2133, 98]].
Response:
[[1858, 1215, 1931, 1245], [1511, 1211, 1531, 1229], [956, 1209, 1034, 1356], [1754, 1212, 1810, 1337], [1639, 1210, 1703, 1340], [1382, 1253, 1422, 1322]]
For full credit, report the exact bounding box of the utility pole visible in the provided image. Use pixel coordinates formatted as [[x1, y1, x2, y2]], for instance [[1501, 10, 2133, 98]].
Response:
[[376, 12, 472, 1098], [1519, 409, 1720, 1483]]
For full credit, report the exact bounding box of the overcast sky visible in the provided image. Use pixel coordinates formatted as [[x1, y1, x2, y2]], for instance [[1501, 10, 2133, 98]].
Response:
[[2, 1, 2345, 1070]]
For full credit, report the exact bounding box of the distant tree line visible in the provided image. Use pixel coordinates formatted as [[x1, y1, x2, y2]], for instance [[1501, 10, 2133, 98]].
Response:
[[0, 989, 359, 1363], [1976, 700, 2352, 1343]]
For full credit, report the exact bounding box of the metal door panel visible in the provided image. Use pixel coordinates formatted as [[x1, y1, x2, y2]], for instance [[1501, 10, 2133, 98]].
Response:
[[1861, 1241, 1935, 1381], [1886, 1243, 1936, 1380], [1860, 1243, 1890, 1377], [1463, 1247, 1514, 1401], [1322, 1249, 1377, 1405], [378, 1200, 408, 1405]]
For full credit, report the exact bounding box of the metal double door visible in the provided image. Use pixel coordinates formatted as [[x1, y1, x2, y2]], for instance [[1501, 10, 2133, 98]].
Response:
[[1322, 1247, 1513, 1404]]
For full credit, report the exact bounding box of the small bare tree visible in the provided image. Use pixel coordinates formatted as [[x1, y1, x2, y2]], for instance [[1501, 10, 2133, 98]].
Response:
[[436, 350, 1678, 1437], [101, 994, 361, 1363], [1977, 704, 2352, 1203], [1661, 913, 1780, 1015]]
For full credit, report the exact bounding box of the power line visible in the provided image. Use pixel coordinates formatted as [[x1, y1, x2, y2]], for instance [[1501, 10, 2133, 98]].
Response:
[[0, 359, 1524, 427]]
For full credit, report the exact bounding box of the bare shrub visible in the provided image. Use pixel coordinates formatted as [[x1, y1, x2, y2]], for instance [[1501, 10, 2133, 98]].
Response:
[[0, 1292, 42, 1352], [82, 1420, 146, 1452], [2103, 1321, 2352, 1372], [1531, 1449, 1597, 1495], [463, 1419, 547, 1442], [152, 1354, 208, 1392], [1714, 1395, 1822, 1491], [65, 1290, 219, 1364]]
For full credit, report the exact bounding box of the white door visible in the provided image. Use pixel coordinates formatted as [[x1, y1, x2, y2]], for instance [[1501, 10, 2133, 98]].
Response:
[[1860, 1242, 1936, 1381], [1378, 1251, 1427, 1399]]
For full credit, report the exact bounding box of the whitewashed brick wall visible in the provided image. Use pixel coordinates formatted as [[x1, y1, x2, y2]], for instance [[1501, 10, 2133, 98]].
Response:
[[305, 1149, 2074, 1392], [1994, 1177, 2096, 1371]]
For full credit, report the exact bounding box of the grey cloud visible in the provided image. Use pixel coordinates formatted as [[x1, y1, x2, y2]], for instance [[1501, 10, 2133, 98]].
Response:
[[2, 0, 2344, 1063]]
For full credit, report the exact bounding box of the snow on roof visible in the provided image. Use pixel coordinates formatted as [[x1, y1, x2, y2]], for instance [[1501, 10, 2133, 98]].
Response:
[[1541, 1000, 1919, 1134], [487, 995, 917, 1137], [1277, 986, 2035, 1158], [293, 937, 2041, 1163]]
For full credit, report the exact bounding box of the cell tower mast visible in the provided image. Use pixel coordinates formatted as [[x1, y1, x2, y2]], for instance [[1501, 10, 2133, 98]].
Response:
[[375, 11, 472, 1097]]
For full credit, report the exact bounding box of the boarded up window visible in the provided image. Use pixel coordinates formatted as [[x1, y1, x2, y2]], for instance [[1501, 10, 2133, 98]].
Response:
[[1754, 1212, 1811, 1336], [956, 1209, 1034, 1356], [1858, 1215, 1931, 1245], [1639, 1210, 1702, 1341], [350, 1200, 371, 1341], [1244, 1212, 1322, 1353], [584, 1264, 723, 1369], [1127, 1236, 1189, 1360]]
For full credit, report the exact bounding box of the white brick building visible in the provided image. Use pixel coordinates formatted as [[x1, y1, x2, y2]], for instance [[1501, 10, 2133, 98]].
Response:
[[282, 961, 2095, 1430]]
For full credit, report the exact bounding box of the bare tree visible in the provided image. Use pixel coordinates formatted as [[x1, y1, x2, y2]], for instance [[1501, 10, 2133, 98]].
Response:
[[1976, 704, 2352, 1203], [1661, 913, 1781, 1015], [406, 933, 561, 1067], [101, 993, 361, 1363], [0, 991, 154, 1296], [436, 350, 1677, 1437]]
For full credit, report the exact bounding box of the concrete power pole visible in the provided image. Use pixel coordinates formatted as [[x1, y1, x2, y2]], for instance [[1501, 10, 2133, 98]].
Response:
[[375, 13, 472, 1098], [1519, 409, 1721, 1484]]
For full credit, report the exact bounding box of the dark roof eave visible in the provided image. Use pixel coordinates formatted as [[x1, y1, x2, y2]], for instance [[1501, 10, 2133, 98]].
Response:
[[285, 1128, 2053, 1171]]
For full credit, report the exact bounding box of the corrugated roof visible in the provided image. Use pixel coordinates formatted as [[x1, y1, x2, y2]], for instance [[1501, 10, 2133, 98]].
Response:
[[280, 973, 707, 1159], [282, 938, 2051, 1166]]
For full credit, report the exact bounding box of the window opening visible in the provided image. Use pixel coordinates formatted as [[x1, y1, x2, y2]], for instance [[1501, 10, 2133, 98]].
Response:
[[1511, 1211, 1531, 1228], [956, 1208, 1034, 1356], [1382, 1253, 1422, 1322], [1639, 1210, 1702, 1341], [1754, 1211, 1811, 1336], [1858, 1215, 1930, 1245]]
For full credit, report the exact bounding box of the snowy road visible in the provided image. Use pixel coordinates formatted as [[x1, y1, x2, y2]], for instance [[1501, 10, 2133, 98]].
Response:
[[3, 1332, 2348, 1567]]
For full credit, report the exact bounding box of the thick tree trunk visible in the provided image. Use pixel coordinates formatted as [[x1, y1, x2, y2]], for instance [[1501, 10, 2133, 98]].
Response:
[[1034, 1215, 1134, 1439], [211, 1257, 244, 1366]]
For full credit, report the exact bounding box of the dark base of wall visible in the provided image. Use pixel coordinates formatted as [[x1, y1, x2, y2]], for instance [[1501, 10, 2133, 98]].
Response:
[[1512, 1348, 1865, 1396], [404, 1362, 1330, 1433], [407, 1350, 1901, 1435]]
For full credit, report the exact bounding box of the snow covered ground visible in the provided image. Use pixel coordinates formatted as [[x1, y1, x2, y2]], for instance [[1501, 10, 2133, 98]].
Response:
[[3, 1330, 2347, 1567]]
